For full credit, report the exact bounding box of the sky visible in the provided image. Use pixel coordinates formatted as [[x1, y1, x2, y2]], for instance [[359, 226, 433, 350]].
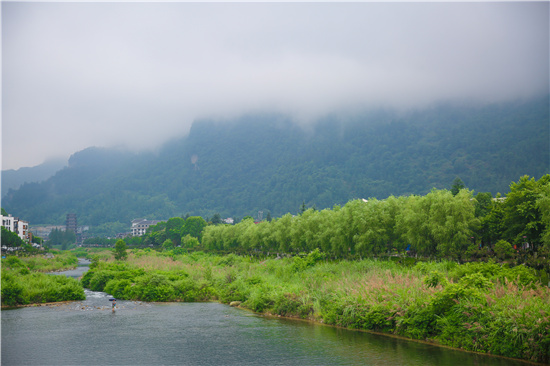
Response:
[[2, 1, 549, 170]]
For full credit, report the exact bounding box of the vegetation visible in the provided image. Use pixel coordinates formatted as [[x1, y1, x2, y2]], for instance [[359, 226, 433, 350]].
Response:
[[1, 226, 26, 248], [113, 239, 128, 261], [46, 228, 76, 250], [1, 252, 84, 307], [80, 249, 550, 363], [3, 96, 548, 231]]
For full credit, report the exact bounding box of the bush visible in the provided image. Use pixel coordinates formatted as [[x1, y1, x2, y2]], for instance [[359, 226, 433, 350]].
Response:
[[494, 240, 515, 260]]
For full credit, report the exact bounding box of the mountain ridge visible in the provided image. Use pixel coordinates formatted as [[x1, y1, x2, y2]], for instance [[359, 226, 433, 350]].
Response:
[[2, 96, 548, 232]]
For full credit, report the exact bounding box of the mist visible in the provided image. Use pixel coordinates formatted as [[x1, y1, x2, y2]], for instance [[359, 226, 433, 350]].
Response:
[[2, 2, 548, 170]]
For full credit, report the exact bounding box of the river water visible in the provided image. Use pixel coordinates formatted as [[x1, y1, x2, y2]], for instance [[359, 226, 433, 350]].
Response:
[[1, 260, 529, 366]]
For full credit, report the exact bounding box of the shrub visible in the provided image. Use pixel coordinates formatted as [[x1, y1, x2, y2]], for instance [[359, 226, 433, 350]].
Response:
[[494, 240, 515, 260]]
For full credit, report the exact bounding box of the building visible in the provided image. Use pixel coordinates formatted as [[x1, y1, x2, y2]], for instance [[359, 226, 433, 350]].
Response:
[[131, 219, 162, 236], [1, 214, 30, 243], [66, 213, 78, 233]]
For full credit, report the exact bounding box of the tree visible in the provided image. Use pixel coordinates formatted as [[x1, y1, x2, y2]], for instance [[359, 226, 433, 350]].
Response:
[[537, 181, 550, 249], [1, 227, 25, 248], [166, 217, 185, 246], [211, 213, 223, 225], [181, 234, 199, 249], [474, 192, 493, 218], [162, 239, 174, 251], [451, 177, 466, 196], [113, 239, 128, 261], [502, 175, 550, 251], [397, 189, 478, 260], [266, 211, 272, 222], [299, 201, 307, 215], [46, 228, 76, 249], [182, 216, 207, 241]]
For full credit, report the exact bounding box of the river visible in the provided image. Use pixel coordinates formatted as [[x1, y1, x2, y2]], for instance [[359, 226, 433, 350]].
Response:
[[1, 260, 530, 366]]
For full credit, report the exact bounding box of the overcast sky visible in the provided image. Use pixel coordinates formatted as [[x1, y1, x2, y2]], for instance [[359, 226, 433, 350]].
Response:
[[2, 2, 549, 170]]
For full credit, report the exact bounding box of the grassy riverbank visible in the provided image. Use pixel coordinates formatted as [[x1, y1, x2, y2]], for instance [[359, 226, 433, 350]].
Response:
[[1, 252, 85, 307], [79, 248, 549, 363]]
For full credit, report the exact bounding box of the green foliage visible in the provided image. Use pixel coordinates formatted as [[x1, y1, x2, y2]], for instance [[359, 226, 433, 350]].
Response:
[[1, 266, 85, 306], [46, 228, 76, 249], [290, 249, 325, 272], [424, 271, 449, 288], [1, 227, 26, 248], [493, 240, 514, 260], [113, 239, 128, 261], [161, 239, 174, 251], [451, 177, 466, 196], [181, 234, 199, 249]]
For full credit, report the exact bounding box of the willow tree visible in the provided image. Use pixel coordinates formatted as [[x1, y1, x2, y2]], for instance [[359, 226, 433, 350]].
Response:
[[397, 189, 478, 260]]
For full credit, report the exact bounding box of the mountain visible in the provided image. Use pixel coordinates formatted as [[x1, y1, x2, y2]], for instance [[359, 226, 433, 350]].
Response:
[[2, 96, 548, 232], [1, 158, 67, 198]]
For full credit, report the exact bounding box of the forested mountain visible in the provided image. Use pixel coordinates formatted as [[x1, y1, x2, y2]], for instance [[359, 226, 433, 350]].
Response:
[[2, 96, 548, 230], [1, 158, 67, 198]]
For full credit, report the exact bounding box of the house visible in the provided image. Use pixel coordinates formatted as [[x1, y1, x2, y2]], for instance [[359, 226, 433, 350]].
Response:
[[1, 214, 30, 243], [131, 219, 162, 236]]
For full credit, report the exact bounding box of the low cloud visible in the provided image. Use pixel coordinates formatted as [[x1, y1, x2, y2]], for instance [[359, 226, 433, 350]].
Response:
[[2, 2, 548, 169]]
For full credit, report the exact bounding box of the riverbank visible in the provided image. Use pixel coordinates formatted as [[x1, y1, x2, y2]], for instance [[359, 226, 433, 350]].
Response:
[[78, 249, 549, 364], [1, 252, 85, 307]]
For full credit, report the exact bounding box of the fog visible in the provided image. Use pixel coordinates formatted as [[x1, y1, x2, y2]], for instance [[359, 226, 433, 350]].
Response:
[[2, 2, 548, 170]]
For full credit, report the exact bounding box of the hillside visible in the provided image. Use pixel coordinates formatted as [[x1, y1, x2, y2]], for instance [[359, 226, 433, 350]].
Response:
[[2, 96, 548, 232], [1, 158, 67, 198]]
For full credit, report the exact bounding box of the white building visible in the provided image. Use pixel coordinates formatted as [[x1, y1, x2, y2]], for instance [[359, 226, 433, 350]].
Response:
[[131, 219, 162, 236], [1, 214, 30, 243]]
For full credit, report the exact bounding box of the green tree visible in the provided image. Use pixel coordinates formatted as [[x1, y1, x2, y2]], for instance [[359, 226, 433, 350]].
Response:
[[299, 201, 307, 215], [474, 192, 493, 218], [502, 175, 550, 251], [182, 216, 207, 241], [166, 217, 185, 246], [451, 177, 466, 196], [113, 239, 128, 261], [211, 213, 223, 225], [1, 227, 25, 248], [537, 181, 550, 249], [162, 239, 174, 251], [181, 234, 200, 249], [397, 189, 478, 260], [46, 228, 76, 249]]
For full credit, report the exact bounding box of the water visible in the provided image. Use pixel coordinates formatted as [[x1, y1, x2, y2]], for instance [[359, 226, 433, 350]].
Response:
[[1, 261, 529, 366]]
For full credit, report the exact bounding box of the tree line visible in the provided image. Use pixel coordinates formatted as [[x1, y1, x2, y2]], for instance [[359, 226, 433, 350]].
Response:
[[116, 175, 549, 266], [200, 175, 549, 263]]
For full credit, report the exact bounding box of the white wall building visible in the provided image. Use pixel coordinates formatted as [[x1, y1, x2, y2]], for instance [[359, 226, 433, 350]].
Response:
[[1, 214, 30, 243], [131, 219, 162, 236]]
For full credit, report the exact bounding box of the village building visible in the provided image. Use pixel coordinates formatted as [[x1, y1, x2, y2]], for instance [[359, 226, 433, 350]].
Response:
[[131, 218, 162, 236], [1, 214, 30, 243]]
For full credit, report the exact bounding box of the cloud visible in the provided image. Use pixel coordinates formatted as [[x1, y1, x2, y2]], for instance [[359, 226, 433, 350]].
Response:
[[2, 2, 548, 169]]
